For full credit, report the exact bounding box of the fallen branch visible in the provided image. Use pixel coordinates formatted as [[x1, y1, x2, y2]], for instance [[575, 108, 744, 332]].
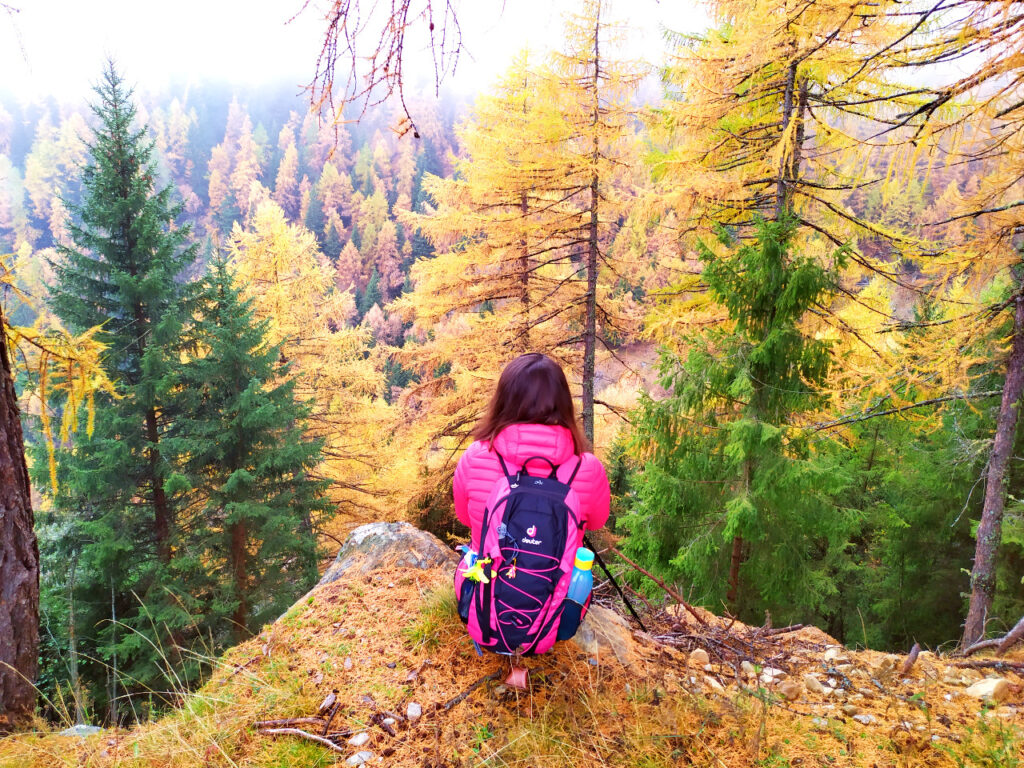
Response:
[[440, 671, 502, 711], [608, 547, 707, 627], [321, 703, 340, 736], [763, 624, 806, 637], [960, 614, 1024, 657], [254, 717, 327, 729], [901, 643, 921, 676], [257, 727, 347, 754], [370, 712, 397, 737], [951, 659, 1024, 674], [962, 638, 1002, 657], [996, 615, 1024, 655]]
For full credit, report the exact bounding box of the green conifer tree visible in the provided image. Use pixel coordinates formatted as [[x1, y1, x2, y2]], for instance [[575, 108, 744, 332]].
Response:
[[45, 61, 199, 719], [358, 267, 381, 318], [622, 218, 854, 623], [167, 259, 329, 644]]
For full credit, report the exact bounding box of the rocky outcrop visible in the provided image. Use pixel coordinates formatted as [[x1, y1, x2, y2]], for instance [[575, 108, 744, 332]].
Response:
[[318, 522, 458, 585], [570, 604, 640, 667], [316, 522, 642, 669]]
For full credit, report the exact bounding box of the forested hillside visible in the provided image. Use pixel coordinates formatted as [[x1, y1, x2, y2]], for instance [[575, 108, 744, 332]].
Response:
[[1, 0, 1023, 751]]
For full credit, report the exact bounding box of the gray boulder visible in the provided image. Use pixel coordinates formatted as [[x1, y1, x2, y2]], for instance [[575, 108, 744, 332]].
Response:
[[318, 521, 458, 585], [570, 604, 639, 667]]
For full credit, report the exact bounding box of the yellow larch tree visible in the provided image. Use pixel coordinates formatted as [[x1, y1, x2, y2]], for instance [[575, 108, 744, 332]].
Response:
[[227, 201, 392, 517]]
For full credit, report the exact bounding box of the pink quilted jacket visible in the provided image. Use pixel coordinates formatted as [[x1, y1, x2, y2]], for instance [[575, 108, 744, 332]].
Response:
[[454, 423, 610, 547]]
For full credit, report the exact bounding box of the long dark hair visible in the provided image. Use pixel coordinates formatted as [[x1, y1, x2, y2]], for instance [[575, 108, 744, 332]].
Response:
[[472, 353, 588, 454]]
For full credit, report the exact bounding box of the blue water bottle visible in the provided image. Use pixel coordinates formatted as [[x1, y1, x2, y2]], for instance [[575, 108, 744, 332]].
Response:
[[557, 547, 594, 640], [567, 547, 595, 604]]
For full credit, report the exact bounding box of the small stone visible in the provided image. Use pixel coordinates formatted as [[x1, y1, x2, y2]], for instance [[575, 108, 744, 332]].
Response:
[[703, 664, 714, 672], [588, 658, 599, 666], [871, 656, 897, 677], [836, 664, 853, 674], [344, 657, 353, 671], [348, 732, 371, 747], [961, 668, 983, 684], [741, 660, 758, 678], [346, 751, 374, 767], [406, 702, 423, 721], [841, 703, 860, 716], [779, 681, 802, 701], [803, 674, 825, 694], [852, 714, 875, 725], [704, 676, 725, 693], [690, 648, 710, 666], [811, 717, 828, 729], [823, 646, 845, 661], [944, 693, 954, 701], [382, 717, 396, 726], [386, 662, 396, 669], [759, 667, 787, 684], [965, 678, 1011, 704]]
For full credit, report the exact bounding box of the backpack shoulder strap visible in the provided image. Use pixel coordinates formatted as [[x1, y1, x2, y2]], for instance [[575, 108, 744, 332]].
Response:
[[495, 451, 513, 480], [566, 455, 584, 485]]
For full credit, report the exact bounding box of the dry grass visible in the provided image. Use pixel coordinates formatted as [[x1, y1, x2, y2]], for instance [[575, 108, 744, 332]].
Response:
[[1, 565, 1020, 768]]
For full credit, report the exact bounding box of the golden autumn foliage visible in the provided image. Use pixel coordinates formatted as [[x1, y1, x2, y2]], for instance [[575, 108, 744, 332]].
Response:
[[1, 251, 114, 489], [227, 201, 395, 516]]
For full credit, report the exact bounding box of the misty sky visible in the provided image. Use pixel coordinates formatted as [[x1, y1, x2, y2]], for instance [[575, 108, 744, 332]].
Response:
[[0, 1, 708, 106]]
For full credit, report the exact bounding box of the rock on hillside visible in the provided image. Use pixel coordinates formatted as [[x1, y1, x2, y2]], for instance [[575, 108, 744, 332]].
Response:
[[318, 521, 458, 584]]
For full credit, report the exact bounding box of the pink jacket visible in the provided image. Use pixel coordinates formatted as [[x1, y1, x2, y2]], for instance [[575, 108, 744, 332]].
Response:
[[454, 423, 610, 546]]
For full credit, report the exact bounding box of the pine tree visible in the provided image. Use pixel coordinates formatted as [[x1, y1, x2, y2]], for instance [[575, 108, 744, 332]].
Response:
[[622, 218, 853, 620], [45, 61, 199, 718], [166, 259, 329, 643]]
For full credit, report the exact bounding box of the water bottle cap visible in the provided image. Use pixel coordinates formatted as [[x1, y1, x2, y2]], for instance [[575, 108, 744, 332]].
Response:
[[574, 547, 594, 571]]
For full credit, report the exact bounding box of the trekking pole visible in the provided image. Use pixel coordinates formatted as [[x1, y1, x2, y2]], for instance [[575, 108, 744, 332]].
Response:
[[583, 534, 648, 633]]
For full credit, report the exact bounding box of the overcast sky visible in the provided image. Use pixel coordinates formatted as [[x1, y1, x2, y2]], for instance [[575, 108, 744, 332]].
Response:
[[0, 1, 709, 106]]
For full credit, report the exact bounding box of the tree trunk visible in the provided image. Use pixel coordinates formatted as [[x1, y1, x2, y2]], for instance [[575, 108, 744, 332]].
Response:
[[581, 18, 601, 445], [146, 406, 171, 564], [68, 556, 84, 725], [775, 62, 798, 219], [0, 305, 39, 732], [518, 191, 530, 353], [230, 520, 248, 643], [964, 292, 1024, 646], [726, 535, 743, 606], [107, 578, 118, 727]]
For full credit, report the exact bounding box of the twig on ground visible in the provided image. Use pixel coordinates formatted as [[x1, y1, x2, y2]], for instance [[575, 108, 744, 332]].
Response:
[[321, 703, 341, 736], [951, 659, 1024, 674], [763, 624, 806, 637], [254, 717, 327, 728], [257, 727, 347, 754], [440, 671, 502, 711]]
